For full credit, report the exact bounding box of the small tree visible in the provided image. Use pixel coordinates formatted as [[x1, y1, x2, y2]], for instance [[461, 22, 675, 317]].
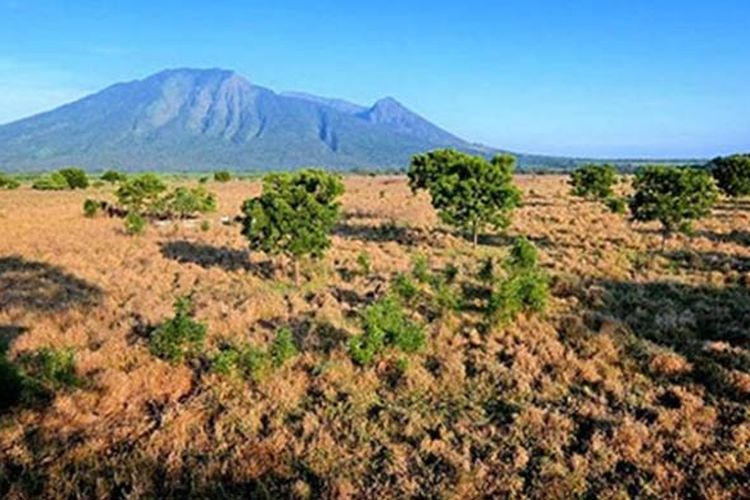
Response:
[[101, 170, 126, 184], [0, 173, 20, 190], [58, 167, 89, 189], [708, 154, 750, 199], [159, 186, 217, 219], [629, 166, 719, 249], [116, 174, 167, 213], [241, 169, 344, 284], [408, 149, 521, 247], [32, 172, 68, 191], [569, 164, 617, 200], [214, 170, 232, 182]]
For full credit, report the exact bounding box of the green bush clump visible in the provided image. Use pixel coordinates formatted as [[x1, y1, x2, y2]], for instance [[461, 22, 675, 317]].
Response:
[[569, 164, 618, 200], [241, 169, 344, 284], [604, 196, 627, 214], [124, 212, 146, 235], [348, 297, 425, 366], [101, 170, 126, 184], [18, 348, 81, 391], [116, 174, 168, 213], [408, 149, 521, 247], [32, 172, 68, 190], [211, 328, 298, 381], [392, 272, 419, 303], [213, 170, 232, 182], [411, 254, 430, 283], [629, 166, 719, 240], [709, 154, 750, 198], [487, 237, 549, 324], [159, 186, 217, 218], [356, 251, 372, 276], [0, 173, 20, 190], [83, 199, 100, 218], [58, 167, 89, 189], [149, 296, 207, 364]]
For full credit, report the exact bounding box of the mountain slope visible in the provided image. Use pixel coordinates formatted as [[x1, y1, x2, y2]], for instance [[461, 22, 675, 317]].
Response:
[[0, 68, 573, 172]]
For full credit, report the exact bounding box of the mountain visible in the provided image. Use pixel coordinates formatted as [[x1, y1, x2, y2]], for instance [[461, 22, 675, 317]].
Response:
[[0, 68, 576, 172]]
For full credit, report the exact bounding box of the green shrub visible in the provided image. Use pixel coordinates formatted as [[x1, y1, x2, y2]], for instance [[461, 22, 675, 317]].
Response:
[[214, 170, 232, 182], [211, 347, 240, 375], [200, 220, 211, 232], [476, 256, 496, 283], [487, 238, 549, 324], [160, 186, 217, 218], [58, 167, 89, 189], [18, 348, 80, 391], [629, 166, 719, 239], [348, 297, 424, 366], [0, 173, 20, 190], [83, 199, 100, 218], [149, 296, 207, 363], [101, 170, 127, 184], [709, 154, 750, 198], [270, 327, 298, 367], [408, 149, 521, 247], [241, 169, 344, 284], [124, 212, 146, 235], [116, 174, 167, 213], [392, 273, 419, 303], [411, 254, 430, 283], [604, 196, 627, 214], [32, 172, 68, 190], [569, 164, 618, 200]]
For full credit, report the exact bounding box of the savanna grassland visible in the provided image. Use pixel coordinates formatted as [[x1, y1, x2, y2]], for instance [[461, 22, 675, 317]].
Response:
[[1, 175, 749, 498]]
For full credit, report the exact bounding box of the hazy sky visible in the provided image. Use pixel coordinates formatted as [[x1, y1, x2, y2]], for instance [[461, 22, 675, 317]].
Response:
[[1, 0, 748, 158]]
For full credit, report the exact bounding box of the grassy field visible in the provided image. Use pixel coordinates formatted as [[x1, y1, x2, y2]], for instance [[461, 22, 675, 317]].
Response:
[[1, 175, 749, 498]]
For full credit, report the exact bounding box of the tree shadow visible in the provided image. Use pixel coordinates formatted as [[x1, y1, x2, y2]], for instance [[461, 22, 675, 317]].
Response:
[[662, 249, 750, 273], [159, 241, 274, 278], [695, 229, 750, 247], [0, 256, 103, 312], [334, 221, 434, 246], [256, 315, 349, 355], [576, 277, 750, 402]]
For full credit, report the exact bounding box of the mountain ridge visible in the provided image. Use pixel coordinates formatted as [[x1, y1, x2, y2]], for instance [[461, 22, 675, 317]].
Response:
[[0, 68, 578, 172]]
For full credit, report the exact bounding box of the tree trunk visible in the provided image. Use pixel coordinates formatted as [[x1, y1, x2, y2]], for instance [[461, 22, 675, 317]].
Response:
[[293, 259, 301, 286], [472, 223, 478, 249]]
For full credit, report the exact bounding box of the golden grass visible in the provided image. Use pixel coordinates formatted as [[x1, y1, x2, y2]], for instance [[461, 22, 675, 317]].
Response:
[[1, 175, 749, 498]]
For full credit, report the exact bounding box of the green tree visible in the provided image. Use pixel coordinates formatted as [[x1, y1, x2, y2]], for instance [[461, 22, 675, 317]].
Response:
[[58, 167, 89, 189], [569, 164, 618, 200], [213, 170, 232, 182], [101, 170, 126, 184], [160, 186, 217, 218], [629, 166, 719, 248], [115, 174, 167, 213], [32, 172, 68, 191], [408, 149, 521, 247], [708, 154, 750, 198], [241, 169, 344, 284], [0, 173, 20, 190]]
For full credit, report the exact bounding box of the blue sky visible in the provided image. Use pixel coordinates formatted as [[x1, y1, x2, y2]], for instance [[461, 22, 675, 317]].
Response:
[[0, 0, 748, 158]]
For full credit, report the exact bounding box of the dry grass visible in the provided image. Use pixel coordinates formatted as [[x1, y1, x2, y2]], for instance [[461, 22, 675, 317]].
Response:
[[1, 175, 749, 498]]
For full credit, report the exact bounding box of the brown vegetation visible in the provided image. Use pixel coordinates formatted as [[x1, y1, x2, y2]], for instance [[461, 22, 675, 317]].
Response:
[[0, 175, 749, 498]]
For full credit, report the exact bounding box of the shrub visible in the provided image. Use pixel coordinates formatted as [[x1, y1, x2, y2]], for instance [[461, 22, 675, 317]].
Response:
[[408, 149, 521, 247], [116, 174, 167, 213], [83, 199, 100, 218], [0, 173, 20, 190], [356, 251, 372, 276], [200, 220, 211, 232], [411, 254, 430, 283], [270, 327, 299, 367], [18, 348, 80, 391], [124, 212, 146, 235], [604, 196, 627, 214], [392, 272, 419, 303], [58, 167, 89, 189], [160, 186, 217, 218], [32, 172, 68, 191], [708, 154, 750, 198], [149, 296, 207, 363], [101, 170, 126, 184], [241, 169, 344, 284], [487, 238, 549, 324], [569, 164, 618, 200], [214, 170, 232, 182], [629, 166, 719, 241], [348, 297, 425, 366]]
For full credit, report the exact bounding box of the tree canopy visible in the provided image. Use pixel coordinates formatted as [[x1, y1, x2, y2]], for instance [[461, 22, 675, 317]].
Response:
[[709, 154, 750, 198]]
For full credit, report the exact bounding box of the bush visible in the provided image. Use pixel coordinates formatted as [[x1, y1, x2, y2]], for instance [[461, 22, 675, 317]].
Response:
[[629, 166, 719, 239], [32, 172, 68, 191], [116, 174, 167, 213], [708, 154, 750, 198], [124, 213, 146, 235], [18, 347, 80, 391], [356, 251, 372, 276], [604, 196, 627, 214], [214, 170, 232, 182], [409, 149, 521, 247], [411, 254, 430, 283], [58, 168, 89, 189], [392, 273, 419, 303], [0, 173, 20, 190], [487, 238, 549, 324], [159, 186, 217, 218], [270, 327, 299, 367], [101, 170, 126, 184], [83, 199, 100, 218], [241, 169, 344, 284], [569, 164, 618, 200], [348, 297, 425, 366], [149, 296, 207, 363], [211, 327, 298, 381]]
